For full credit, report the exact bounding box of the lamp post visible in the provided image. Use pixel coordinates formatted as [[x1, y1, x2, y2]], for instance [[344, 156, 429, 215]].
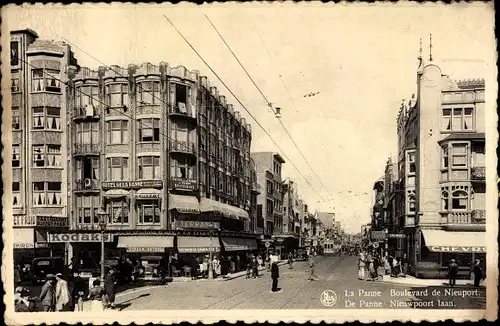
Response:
[[207, 228, 215, 280], [97, 208, 108, 281]]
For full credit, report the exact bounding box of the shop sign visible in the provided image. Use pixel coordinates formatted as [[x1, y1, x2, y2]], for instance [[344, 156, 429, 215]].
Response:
[[225, 245, 248, 251], [102, 180, 163, 190], [135, 193, 161, 200], [387, 234, 406, 239], [175, 220, 220, 230], [13, 243, 49, 249], [171, 177, 197, 191], [127, 247, 165, 253], [48, 233, 114, 243], [36, 216, 69, 228], [178, 247, 220, 253], [13, 216, 36, 227], [430, 246, 486, 253], [370, 231, 386, 241]]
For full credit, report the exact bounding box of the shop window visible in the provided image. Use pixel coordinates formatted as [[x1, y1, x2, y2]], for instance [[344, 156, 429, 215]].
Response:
[[137, 81, 160, 105], [32, 182, 62, 206], [32, 107, 61, 130], [138, 156, 160, 180], [106, 120, 129, 144], [441, 190, 449, 211], [106, 84, 129, 108], [138, 118, 160, 142], [12, 145, 20, 168], [452, 190, 468, 210], [138, 203, 161, 224], [75, 85, 99, 108], [12, 106, 20, 130], [108, 199, 129, 224], [11, 77, 20, 92], [31, 69, 61, 93], [76, 122, 99, 145], [107, 157, 129, 181], [13, 182, 21, 207], [76, 195, 99, 225]]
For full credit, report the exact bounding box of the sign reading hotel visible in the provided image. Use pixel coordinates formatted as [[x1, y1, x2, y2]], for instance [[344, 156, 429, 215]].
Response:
[[102, 180, 163, 190], [13, 216, 69, 228], [175, 220, 220, 230], [430, 246, 486, 253], [48, 233, 114, 243], [13, 216, 37, 227], [171, 177, 197, 191]]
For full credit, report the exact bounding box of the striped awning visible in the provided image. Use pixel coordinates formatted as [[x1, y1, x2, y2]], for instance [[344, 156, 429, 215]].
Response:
[[177, 236, 220, 253], [117, 236, 174, 253], [104, 189, 130, 198], [199, 198, 248, 220], [169, 195, 200, 214]]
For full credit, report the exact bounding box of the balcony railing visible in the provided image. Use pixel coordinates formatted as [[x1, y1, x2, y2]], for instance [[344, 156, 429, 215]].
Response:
[[169, 140, 196, 154], [447, 212, 472, 224], [471, 209, 486, 223], [471, 166, 485, 180], [168, 104, 196, 119], [73, 105, 99, 120], [74, 179, 100, 191], [74, 143, 100, 155]]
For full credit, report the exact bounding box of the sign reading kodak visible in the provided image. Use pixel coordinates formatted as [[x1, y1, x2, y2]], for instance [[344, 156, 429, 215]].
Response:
[[102, 180, 163, 190], [48, 233, 114, 243]]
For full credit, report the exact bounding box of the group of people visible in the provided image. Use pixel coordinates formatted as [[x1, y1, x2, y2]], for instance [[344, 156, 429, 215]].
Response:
[[14, 268, 118, 313], [357, 251, 408, 281], [448, 258, 485, 287]]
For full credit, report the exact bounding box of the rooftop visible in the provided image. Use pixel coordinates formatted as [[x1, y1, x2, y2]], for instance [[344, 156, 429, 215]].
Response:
[[456, 78, 485, 90]]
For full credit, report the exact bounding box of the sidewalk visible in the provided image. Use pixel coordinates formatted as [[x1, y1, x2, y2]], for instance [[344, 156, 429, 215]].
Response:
[[379, 274, 486, 288]]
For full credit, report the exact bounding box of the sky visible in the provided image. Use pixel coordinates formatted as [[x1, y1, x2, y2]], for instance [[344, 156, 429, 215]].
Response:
[[3, 3, 495, 233]]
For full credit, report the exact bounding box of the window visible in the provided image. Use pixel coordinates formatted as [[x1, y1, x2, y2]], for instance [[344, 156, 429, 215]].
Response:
[[267, 199, 274, 214], [11, 77, 20, 92], [76, 122, 99, 145], [171, 157, 195, 179], [32, 107, 61, 130], [174, 84, 188, 107], [138, 203, 161, 224], [107, 157, 129, 181], [267, 180, 273, 194], [106, 83, 129, 107], [12, 145, 20, 167], [31, 69, 61, 92], [407, 152, 416, 174], [12, 107, 20, 130], [108, 199, 129, 224], [13, 182, 21, 207], [137, 81, 160, 105], [32, 145, 61, 167], [408, 193, 416, 214], [138, 156, 160, 179], [76, 195, 100, 225], [218, 172, 224, 191], [46, 145, 61, 167], [75, 85, 99, 108], [442, 190, 449, 211], [451, 144, 468, 168], [11, 41, 19, 66], [452, 190, 468, 210], [32, 182, 62, 206], [76, 157, 100, 180], [138, 118, 160, 142], [442, 146, 449, 169], [106, 120, 129, 144], [443, 108, 474, 131]]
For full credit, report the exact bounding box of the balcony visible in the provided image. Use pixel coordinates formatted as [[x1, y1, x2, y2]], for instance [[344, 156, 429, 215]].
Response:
[[471, 166, 485, 181], [74, 179, 100, 192], [168, 104, 197, 121], [74, 143, 100, 156], [444, 211, 485, 231], [73, 105, 99, 121], [169, 140, 196, 156]]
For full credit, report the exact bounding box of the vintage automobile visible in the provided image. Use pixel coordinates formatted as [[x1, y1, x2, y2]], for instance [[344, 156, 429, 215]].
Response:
[[32, 257, 66, 284], [137, 255, 163, 282], [296, 248, 309, 261]]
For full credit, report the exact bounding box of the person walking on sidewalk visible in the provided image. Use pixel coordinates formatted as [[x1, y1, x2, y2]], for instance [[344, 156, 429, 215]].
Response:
[[55, 273, 70, 312], [287, 252, 294, 269], [39, 274, 56, 312], [271, 261, 280, 292], [401, 253, 409, 277], [251, 256, 259, 278], [104, 268, 117, 308], [308, 257, 319, 281], [71, 271, 86, 312], [88, 279, 105, 312], [471, 259, 484, 287], [448, 259, 459, 287], [358, 257, 366, 280]]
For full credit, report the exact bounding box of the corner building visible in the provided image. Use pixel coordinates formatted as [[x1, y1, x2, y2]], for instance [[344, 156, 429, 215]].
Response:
[[395, 55, 486, 278], [66, 62, 260, 268]]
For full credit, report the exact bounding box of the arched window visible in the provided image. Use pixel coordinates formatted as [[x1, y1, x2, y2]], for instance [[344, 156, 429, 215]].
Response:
[[408, 194, 416, 214], [441, 191, 449, 211], [452, 190, 468, 210]]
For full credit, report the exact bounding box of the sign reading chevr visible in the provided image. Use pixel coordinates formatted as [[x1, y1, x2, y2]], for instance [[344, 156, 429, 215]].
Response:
[[48, 233, 114, 243], [430, 246, 486, 253]]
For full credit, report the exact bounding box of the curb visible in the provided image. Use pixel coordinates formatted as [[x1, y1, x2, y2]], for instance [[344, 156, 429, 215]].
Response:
[[376, 278, 486, 288]]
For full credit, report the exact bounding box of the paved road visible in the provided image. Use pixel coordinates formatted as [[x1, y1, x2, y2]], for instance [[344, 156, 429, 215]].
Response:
[[114, 255, 486, 310]]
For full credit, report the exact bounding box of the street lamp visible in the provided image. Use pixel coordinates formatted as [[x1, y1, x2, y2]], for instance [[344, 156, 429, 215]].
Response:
[[207, 228, 216, 280], [96, 208, 108, 281]]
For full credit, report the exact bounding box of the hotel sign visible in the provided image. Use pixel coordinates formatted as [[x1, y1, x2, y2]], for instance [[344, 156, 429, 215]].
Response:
[[13, 216, 36, 227], [48, 233, 114, 243], [175, 220, 220, 230], [13, 216, 68, 228], [171, 177, 197, 191], [102, 180, 163, 189], [430, 246, 486, 253]]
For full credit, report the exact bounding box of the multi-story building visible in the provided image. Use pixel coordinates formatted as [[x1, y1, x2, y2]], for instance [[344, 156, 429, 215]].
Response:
[[394, 50, 486, 278], [251, 152, 285, 248], [10, 30, 75, 264], [277, 179, 300, 254]]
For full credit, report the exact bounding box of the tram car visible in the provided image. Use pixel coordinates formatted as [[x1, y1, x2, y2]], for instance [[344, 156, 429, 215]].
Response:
[[323, 241, 338, 255]]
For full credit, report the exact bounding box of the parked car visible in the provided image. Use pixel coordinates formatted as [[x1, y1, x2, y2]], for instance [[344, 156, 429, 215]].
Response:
[[32, 257, 66, 284], [71, 258, 100, 280], [296, 249, 308, 261], [137, 256, 162, 282]]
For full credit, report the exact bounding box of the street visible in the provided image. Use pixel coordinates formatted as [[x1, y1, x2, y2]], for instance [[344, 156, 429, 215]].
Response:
[[111, 256, 486, 310]]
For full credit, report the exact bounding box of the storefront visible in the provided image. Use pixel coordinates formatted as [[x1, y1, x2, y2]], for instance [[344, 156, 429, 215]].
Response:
[[417, 229, 486, 279]]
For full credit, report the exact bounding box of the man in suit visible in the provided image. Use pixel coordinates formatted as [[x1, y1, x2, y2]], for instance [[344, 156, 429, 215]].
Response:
[[15, 287, 37, 312], [448, 259, 459, 287], [271, 261, 280, 292], [39, 274, 56, 312]]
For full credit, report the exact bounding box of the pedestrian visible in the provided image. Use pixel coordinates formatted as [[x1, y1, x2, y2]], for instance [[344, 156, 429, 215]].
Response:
[[88, 279, 105, 312], [308, 257, 319, 281], [71, 271, 86, 312], [190, 257, 199, 280], [202, 255, 209, 278], [252, 256, 259, 278], [15, 287, 37, 312], [368, 259, 377, 281], [104, 268, 117, 308], [246, 259, 252, 279], [471, 259, 484, 287], [358, 257, 365, 280], [55, 273, 71, 311], [39, 274, 56, 312], [448, 258, 459, 287], [14, 263, 22, 286], [270, 261, 280, 292], [287, 252, 294, 269], [401, 253, 409, 277], [235, 255, 241, 272]]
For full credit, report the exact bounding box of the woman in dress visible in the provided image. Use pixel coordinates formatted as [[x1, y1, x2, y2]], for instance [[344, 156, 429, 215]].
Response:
[[358, 257, 366, 280], [88, 279, 105, 312]]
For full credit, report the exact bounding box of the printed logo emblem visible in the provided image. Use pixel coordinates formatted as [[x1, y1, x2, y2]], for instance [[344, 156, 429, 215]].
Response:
[[320, 290, 337, 307]]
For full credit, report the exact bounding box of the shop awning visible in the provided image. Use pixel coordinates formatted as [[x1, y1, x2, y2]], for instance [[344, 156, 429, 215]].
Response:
[[177, 236, 220, 253], [117, 236, 174, 253], [104, 189, 130, 198], [199, 198, 238, 219], [422, 229, 486, 253], [228, 206, 250, 220], [137, 188, 161, 194], [13, 228, 35, 249], [244, 238, 258, 250], [136, 188, 162, 200], [169, 194, 200, 214], [221, 237, 248, 251]]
